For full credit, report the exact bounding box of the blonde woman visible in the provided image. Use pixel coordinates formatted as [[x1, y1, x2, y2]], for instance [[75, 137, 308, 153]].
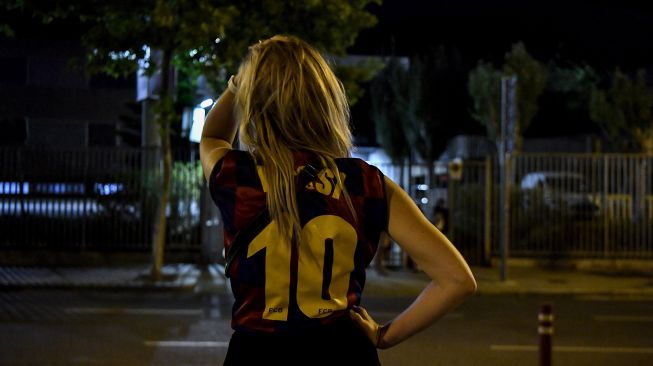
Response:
[[200, 35, 476, 365]]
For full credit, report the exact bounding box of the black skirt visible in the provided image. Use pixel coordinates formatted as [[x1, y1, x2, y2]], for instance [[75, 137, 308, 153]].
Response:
[[223, 316, 381, 365]]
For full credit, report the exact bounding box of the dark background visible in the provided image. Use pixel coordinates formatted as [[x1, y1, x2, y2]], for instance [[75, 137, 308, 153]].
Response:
[[352, 0, 653, 70], [3, 1, 653, 146], [349, 0, 653, 144]]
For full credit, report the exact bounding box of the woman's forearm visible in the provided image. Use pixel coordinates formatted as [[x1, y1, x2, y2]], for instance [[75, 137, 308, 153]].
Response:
[[379, 280, 474, 348], [201, 90, 238, 143]]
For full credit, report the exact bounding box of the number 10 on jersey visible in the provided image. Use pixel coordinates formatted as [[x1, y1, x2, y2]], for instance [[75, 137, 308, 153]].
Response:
[[246, 215, 357, 321]]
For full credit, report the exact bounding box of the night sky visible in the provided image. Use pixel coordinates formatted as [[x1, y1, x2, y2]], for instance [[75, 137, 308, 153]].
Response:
[[5, 1, 653, 145], [349, 0, 653, 144], [352, 0, 653, 71]]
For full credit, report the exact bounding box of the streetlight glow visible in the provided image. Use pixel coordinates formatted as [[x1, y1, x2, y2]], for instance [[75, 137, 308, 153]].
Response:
[[199, 99, 214, 108]]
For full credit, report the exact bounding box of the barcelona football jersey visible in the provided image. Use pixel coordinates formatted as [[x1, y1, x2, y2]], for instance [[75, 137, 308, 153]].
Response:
[[209, 150, 388, 333]]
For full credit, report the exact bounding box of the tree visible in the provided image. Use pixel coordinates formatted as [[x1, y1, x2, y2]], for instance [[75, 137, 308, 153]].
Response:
[[404, 48, 466, 164], [589, 69, 653, 153], [335, 58, 385, 106], [372, 47, 471, 215], [542, 62, 600, 137], [468, 42, 547, 152], [370, 58, 409, 163], [548, 63, 599, 112], [502, 42, 547, 151], [369, 57, 409, 187], [468, 61, 502, 142], [3, 0, 381, 279], [369, 47, 467, 191]]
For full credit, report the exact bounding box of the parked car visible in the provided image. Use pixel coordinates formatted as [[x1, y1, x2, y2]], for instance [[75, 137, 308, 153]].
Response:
[[520, 171, 599, 219]]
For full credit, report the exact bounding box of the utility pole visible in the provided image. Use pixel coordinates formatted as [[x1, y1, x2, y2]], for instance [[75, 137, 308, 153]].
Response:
[[498, 75, 517, 281]]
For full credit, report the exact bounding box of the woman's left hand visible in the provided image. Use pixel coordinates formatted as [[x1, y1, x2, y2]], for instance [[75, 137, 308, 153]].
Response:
[[349, 305, 379, 345]]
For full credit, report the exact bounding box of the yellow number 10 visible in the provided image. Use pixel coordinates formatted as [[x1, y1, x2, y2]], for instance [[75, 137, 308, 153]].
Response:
[[246, 215, 357, 321]]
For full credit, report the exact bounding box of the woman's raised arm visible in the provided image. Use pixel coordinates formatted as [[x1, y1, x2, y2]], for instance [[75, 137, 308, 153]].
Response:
[[199, 86, 238, 181]]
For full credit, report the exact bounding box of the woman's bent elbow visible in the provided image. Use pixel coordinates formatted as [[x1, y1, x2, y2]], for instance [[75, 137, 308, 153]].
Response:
[[454, 274, 477, 297], [465, 275, 478, 296]]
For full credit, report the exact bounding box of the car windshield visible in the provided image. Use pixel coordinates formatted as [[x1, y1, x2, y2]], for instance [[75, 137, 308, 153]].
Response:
[[545, 176, 587, 193]]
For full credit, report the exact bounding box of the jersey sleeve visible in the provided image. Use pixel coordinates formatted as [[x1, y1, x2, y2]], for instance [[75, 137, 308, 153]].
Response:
[[208, 150, 267, 239], [373, 166, 389, 232], [207, 150, 238, 235], [355, 160, 389, 245]]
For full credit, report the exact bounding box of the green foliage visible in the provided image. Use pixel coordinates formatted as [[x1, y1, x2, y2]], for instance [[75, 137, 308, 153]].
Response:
[[0, 23, 14, 38], [139, 159, 203, 230], [139, 159, 202, 204], [228, 0, 380, 56], [152, 94, 177, 135], [402, 55, 432, 160], [171, 161, 203, 203], [369, 58, 409, 162], [334, 57, 385, 106], [589, 69, 653, 152], [468, 42, 547, 151], [393, 47, 466, 162], [196, 0, 382, 95], [547, 62, 600, 123], [503, 42, 548, 134], [450, 183, 485, 240], [468, 61, 502, 141], [168, 161, 203, 235], [4, 0, 380, 103], [548, 64, 599, 108]]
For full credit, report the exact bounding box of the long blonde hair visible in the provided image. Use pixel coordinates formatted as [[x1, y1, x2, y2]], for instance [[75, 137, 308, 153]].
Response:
[[234, 35, 355, 240]]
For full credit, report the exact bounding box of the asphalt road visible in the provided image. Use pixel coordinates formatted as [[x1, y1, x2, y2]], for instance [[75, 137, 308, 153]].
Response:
[[0, 288, 651, 366]]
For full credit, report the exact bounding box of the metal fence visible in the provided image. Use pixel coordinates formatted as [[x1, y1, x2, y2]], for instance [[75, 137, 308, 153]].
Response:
[[2, 147, 651, 263], [0, 147, 204, 252], [509, 153, 653, 259], [377, 153, 653, 265]]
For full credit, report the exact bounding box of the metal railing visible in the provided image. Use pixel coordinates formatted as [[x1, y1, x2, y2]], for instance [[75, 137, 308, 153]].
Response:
[[376, 153, 653, 265], [2, 147, 651, 263], [509, 153, 653, 259], [0, 147, 204, 252]]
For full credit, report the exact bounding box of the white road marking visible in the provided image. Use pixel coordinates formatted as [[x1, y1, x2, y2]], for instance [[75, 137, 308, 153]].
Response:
[[145, 341, 229, 348], [594, 315, 653, 322], [490, 345, 538, 352], [491, 345, 653, 354], [65, 307, 203, 316], [577, 295, 653, 302], [371, 311, 463, 319]]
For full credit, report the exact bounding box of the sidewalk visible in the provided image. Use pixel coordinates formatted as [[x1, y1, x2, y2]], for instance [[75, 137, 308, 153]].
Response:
[[0, 263, 652, 297], [364, 265, 653, 297], [0, 264, 201, 291]]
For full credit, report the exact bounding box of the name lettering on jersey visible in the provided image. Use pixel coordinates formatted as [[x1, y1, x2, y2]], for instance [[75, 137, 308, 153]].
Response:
[[268, 307, 284, 314], [318, 308, 333, 315], [304, 168, 346, 199], [257, 165, 346, 199]]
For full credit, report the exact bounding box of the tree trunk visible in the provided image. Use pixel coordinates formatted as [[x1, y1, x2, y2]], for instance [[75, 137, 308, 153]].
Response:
[[151, 49, 173, 280], [635, 127, 653, 154]]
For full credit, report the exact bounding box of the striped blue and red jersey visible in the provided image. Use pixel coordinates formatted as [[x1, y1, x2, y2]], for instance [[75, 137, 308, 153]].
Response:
[[209, 150, 388, 333]]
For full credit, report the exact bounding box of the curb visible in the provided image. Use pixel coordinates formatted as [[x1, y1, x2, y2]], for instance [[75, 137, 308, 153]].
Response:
[[475, 286, 653, 296], [2, 265, 652, 297], [0, 265, 201, 291]]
